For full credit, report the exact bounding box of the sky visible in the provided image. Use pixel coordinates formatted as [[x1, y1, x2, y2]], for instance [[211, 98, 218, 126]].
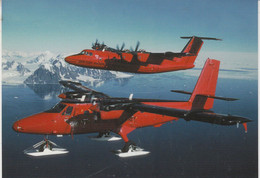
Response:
[[2, 0, 258, 54]]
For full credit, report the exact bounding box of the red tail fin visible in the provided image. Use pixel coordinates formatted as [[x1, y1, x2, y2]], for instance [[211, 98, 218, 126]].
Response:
[[181, 36, 204, 55], [189, 59, 220, 110], [181, 36, 221, 55]]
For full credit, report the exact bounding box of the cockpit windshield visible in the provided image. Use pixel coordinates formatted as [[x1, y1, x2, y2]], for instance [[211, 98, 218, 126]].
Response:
[[45, 103, 67, 113], [80, 51, 86, 55], [80, 51, 93, 56]]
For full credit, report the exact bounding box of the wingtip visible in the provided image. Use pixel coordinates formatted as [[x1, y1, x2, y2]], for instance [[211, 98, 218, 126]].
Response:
[[243, 123, 248, 133], [213, 38, 222, 41], [180, 36, 192, 39]]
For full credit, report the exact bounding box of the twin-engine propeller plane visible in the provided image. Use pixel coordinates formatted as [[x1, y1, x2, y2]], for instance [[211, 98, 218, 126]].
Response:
[[13, 59, 251, 157], [65, 36, 221, 74]]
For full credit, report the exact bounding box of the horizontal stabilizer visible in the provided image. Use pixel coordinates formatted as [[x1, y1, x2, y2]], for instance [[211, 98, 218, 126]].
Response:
[[171, 90, 192, 95], [131, 103, 251, 126], [181, 36, 222, 41], [171, 90, 238, 101], [186, 110, 251, 125], [196, 94, 238, 101]]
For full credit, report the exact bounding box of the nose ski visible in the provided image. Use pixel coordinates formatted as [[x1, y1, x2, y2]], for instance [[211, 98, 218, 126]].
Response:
[[24, 139, 69, 157]]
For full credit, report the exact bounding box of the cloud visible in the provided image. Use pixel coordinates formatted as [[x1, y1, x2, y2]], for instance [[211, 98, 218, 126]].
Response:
[[183, 51, 258, 79]]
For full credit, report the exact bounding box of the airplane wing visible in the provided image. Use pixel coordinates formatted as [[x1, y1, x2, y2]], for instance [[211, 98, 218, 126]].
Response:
[[59, 80, 109, 98]]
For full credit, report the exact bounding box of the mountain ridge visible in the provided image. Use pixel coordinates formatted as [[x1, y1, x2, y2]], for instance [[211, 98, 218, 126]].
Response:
[[2, 50, 133, 86]]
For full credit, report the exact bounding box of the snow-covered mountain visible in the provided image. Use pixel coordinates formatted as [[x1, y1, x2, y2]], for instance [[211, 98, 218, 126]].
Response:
[[2, 60, 31, 84], [2, 50, 133, 85]]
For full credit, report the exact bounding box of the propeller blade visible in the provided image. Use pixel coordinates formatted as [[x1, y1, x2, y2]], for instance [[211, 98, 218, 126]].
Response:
[[135, 41, 140, 51], [116, 44, 120, 50], [129, 93, 133, 100], [121, 43, 125, 51]]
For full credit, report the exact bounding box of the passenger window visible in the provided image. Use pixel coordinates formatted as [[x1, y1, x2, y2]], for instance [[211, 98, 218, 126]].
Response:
[[89, 52, 93, 56], [64, 106, 73, 115]]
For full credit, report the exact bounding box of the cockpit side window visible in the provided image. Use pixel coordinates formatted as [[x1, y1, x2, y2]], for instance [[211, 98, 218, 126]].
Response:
[[45, 103, 67, 113], [63, 106, 73, 115], [82, 51, 92, 56]]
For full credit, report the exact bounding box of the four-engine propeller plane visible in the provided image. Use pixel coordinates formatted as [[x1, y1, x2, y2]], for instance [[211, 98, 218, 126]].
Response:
[[64, 36, 221, 74], [13, 59, 251, 157]]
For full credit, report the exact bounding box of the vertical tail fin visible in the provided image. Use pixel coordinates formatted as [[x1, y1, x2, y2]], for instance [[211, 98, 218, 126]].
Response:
[[189, 58, 220, 110], [181, 36, 203, 55], [181, 36, 222, 55]]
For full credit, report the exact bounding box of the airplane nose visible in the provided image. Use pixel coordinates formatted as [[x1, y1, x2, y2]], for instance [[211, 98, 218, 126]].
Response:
[[65, 56, 73, 64], [12, 121, 21, 132]]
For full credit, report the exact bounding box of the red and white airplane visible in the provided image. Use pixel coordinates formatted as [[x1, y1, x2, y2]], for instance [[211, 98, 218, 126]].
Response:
[[13, 59, 250, 157], [65, 36, 221, 74]]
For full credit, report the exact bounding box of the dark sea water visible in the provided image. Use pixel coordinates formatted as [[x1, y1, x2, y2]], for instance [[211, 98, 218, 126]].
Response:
[[2, 72, 258, 178]]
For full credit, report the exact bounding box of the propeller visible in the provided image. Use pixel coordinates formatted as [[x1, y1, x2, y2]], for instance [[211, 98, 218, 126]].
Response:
[[95, 39, 99, 45], [116, 43, 125, 51], [128, 41, 141, 62], [129, 41, 140, 52], [114, 43, 126, 60], [92, 39, 101, 49]]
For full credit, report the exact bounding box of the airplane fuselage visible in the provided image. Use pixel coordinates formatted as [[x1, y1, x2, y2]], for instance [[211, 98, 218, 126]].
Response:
[[12, 100, 190, 139], [65, 50, 197, 73], [64, 36, 223, 74]]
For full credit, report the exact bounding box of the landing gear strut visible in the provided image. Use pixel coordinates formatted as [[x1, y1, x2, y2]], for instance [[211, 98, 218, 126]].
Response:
[[98, 132, 110, 138], [121, 141, 137, 152], [89, 132, 122, 141], [38, 139, 53, 152]]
